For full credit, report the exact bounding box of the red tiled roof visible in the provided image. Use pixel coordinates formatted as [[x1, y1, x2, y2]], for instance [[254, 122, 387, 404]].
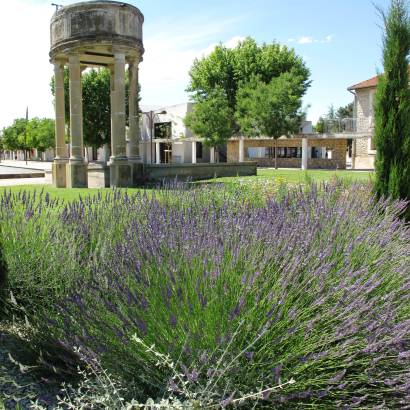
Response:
[[348, 66, 410, 91], [347, 74, 380, 91]]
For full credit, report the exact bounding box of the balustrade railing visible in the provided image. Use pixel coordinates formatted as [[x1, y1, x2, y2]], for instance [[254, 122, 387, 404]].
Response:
[[322, 118, 357, 133]]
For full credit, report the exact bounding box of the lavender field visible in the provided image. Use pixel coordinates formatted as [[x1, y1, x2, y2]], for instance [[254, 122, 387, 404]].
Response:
[[0, 182, 409, 408]]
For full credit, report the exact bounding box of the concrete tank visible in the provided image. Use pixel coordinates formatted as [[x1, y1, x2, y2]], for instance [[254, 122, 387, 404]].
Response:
[[50, 1, 144, 61]]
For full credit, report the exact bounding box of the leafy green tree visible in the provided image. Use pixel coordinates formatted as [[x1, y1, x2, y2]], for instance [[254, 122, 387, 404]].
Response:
[[186, 37, 311, 144], [374, 0, 410, 218], [326, 104, 336, 120], [188, 38, 310, 106], [1, 119, 28, 153], [27, 118, 55, 155], [336, 102, 354, 119], [184, 87, 234, 150], [51, 68, 132, 150], [82, 69, 112, 148], [236, 74, 305, 168], [315, 117, 326, 133]]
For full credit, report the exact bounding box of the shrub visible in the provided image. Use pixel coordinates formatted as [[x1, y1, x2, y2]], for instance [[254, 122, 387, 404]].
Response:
[[1, 183, 409, 407]]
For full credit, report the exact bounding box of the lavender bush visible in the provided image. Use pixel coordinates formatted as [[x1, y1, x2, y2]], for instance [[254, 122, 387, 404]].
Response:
[[0, 182, 409, 407]]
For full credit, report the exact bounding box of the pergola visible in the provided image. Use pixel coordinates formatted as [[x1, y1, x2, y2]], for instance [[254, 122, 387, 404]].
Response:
[[49, 1, 144, 188]]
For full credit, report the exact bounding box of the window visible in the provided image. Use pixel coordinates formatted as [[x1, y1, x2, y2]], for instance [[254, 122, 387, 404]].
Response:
[[277, 147, 286, 158], [196, 142, 203, 159], [267, 147, 275, 158], [154, 122, 172, 139], [247, 146, 301, 159], [248, 147, 267, 158]]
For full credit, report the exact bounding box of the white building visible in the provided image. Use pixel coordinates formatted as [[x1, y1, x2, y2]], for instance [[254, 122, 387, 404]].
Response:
[[137, 102, 215, 165]]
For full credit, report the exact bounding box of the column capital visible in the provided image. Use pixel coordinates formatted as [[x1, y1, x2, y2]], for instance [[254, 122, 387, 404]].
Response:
[[112, 50, 126, 61], [52, 58, 67, 67], [127, 57, 137, 66]]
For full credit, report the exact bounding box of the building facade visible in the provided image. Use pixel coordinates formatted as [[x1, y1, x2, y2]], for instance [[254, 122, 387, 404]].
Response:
[[348, 74, 378, 169]]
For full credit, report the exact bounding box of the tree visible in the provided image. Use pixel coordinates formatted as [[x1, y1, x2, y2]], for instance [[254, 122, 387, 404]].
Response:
[[235, 74, 305, 169], [1, 119, 28, 153], [186, 37, 311, 144], [336, 102, 354, 119], [374, 0, 410, 219], [51, 68, 132, 150], [27, 118, 55, 155], [315, 117, 326, 133], [82, 69, 112, 148], [184, 87, 234, 150]]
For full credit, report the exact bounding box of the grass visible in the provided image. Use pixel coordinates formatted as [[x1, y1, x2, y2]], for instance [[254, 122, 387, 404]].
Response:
[[0, 169, 374, 201], [208, 168, 374, 185]]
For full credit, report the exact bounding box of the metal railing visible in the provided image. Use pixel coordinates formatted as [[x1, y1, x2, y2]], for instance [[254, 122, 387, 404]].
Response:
[[322, 118, 357, 134]]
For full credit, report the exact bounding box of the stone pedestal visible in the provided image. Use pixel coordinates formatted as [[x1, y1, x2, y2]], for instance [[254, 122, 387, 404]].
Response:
[[129, 161, 144, 186], [66, 160, 88, 188], [109, 158, 131, 188], [52, 159, 68, 188], [88, 163, 110, 188]]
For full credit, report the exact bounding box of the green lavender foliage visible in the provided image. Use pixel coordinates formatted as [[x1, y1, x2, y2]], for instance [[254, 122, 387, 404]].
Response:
[[374, 0, 410, 218], [0, 183, 409, 408]]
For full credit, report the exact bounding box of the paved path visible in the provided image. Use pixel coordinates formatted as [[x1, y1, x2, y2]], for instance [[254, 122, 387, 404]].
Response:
[[0, 177, 50, 187], [0, 166, 43, 176], [0, 160, 52, 171]]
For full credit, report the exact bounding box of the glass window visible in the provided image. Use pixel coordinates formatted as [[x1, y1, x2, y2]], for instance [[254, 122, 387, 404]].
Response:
[[154, 122, 172, 139], [196, 142, 203, 159], [248, 147, 267, 158]]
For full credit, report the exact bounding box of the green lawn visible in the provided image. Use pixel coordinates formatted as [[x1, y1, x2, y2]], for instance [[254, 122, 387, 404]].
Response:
[[208, 168, 374, 185], [0, 169, 374, 201]]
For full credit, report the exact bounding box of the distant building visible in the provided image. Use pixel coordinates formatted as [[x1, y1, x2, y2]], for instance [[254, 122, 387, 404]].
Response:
[[137, 103, 214, 165], [347, 74, 378, 169]]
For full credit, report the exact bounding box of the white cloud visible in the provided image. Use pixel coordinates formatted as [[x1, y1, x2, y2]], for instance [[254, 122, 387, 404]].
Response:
[[298, 36, 314, 44], [324, 35, 333, 43], [139, 17, 245, 106], [0, 1, 244, 127], [199, 36, 246, 58], [288, 35, 334, 45]]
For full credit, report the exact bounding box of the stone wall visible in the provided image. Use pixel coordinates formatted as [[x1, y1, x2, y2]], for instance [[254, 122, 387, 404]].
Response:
[[227, 138, 347, 169], [356, 88, 375, 133], [355, 137, 369, 155], [353, 137, 375, 170], [144, 162, 256, 181]]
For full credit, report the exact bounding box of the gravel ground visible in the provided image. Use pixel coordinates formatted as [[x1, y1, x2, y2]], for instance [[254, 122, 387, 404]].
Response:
[[0, 324, 61, 409]]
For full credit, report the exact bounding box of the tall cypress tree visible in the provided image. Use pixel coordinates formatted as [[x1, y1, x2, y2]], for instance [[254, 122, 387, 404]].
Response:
[[374, 0, 410, 218]]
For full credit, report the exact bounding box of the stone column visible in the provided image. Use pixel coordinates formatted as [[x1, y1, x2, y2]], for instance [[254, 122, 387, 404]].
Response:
[[109, 51, 131, 187], [127, 58, 143, 185], [110, 52, 126, 159], [301, 138, 308, 170], [66, 54, 87, 188], [351, 139, 356, 169], [192, 141, 197, 164], [128, 59, 140, 160], [239, 137, 245, 163], [52, 59, 68, 188], [155, 142, 161, 164], [210, 146, 215, 164]]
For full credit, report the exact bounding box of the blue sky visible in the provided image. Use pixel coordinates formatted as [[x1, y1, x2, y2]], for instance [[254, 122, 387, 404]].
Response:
[[0, 0, 391, 128]]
